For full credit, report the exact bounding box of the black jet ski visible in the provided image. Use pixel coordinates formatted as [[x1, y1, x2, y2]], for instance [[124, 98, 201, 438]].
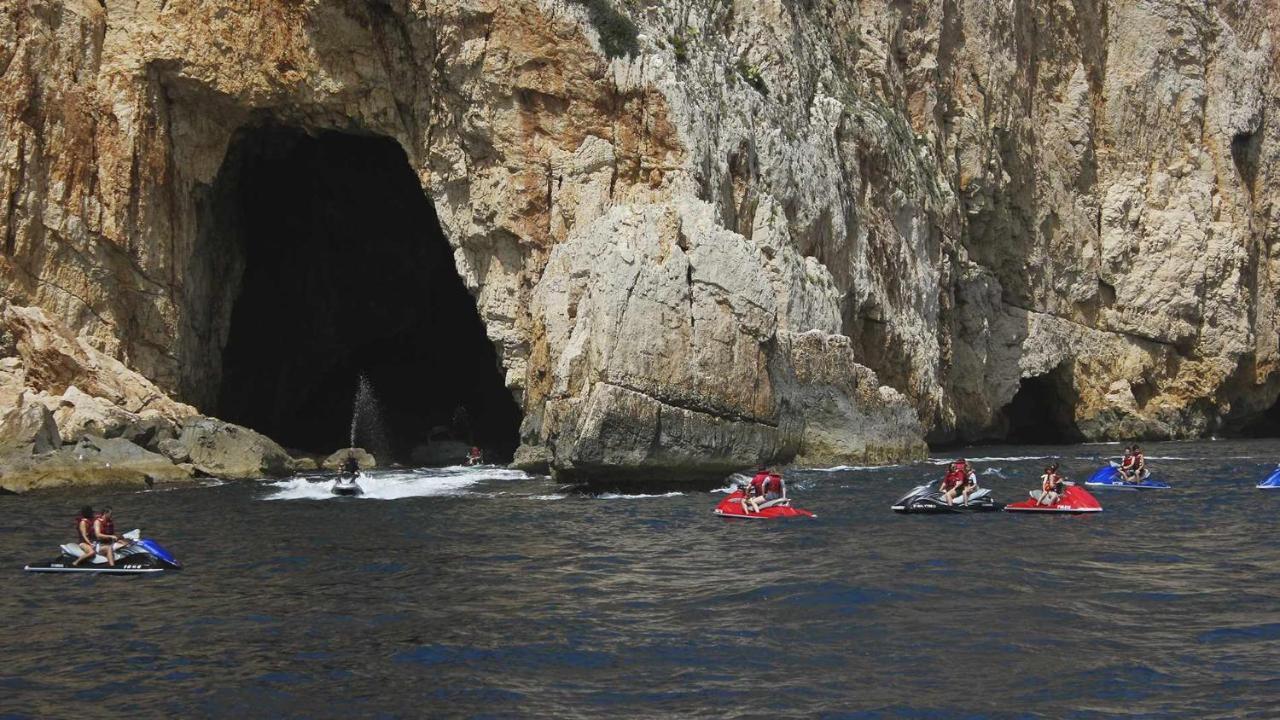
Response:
[[332, 472, 364, 496], [24, 530, 181, 574], [891, 480, 1003, 514]]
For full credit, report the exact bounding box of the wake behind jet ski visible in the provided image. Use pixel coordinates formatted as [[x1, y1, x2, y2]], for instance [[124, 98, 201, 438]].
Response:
[[25, 529, 181, 574], [891, 479, 1002, 513]]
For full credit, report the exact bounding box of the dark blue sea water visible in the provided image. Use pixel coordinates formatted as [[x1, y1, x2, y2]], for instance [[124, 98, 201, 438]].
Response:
[[2, 439, 1279, 718]]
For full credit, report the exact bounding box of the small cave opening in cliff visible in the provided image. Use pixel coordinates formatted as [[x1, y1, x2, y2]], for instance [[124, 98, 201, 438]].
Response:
[[1002, 366, 1082, 445], [208, 126, 521, 464], [1230, 395, 1280, 438]]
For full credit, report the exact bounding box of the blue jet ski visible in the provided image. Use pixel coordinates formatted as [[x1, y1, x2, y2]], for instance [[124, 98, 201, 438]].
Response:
[[1258, 467, 1280, 489], [24, 530, 181, 574], [1084, 465, 1171, 490]]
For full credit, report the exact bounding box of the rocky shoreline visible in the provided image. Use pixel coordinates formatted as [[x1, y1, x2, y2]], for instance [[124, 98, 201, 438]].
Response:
[[0, 302, 296, 494]]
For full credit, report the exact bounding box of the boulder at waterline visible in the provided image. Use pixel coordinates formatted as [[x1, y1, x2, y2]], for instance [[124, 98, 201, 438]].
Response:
[[172, 418, 294, 480], [322, 447, 376, 471]]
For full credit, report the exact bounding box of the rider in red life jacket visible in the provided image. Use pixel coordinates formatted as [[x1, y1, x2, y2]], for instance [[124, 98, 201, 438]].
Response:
[[763, 472, 785, 502], [940, 459, 978, 506], [744, 467, 789, 513], [71, 506, 98, 567], [1036, 463, 1066, 506], [1131, 445, 1147, 480], [92, 507, 127, 567], [1119, 445, 1138, 482], [742, 467, 770, 513]]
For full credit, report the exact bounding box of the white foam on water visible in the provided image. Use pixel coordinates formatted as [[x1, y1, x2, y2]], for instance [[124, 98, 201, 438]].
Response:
[[261, 467, 533, 501], [528, 494, 568, 501], [928, 455, 1056, 465], [810, 464, 900, 472], [595, 492, 684, 500]]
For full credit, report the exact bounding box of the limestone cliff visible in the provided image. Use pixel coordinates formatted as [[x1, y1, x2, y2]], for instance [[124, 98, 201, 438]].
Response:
[[1, 0, 1277, 484]]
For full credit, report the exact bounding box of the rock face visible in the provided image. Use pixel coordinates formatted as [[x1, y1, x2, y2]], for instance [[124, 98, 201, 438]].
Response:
[[2, 1, 1278, 482], [0, 435, 193, 494], [322, 448, 377, 471], [167, 418, 294, 481]]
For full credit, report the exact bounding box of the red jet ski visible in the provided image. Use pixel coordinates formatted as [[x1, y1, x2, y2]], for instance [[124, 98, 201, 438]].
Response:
[[1004, 484, 1102, 514], [713, 490, 815, 519]]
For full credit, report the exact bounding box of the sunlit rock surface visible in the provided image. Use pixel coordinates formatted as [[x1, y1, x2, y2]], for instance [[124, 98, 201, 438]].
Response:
[[1, 0, 1277, 485]]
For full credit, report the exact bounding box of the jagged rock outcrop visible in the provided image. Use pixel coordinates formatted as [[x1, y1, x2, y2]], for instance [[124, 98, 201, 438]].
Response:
[[2, 1, 1277, 486], [166, 417, 294, 481], [0, 436, 193, 495], [323, 447, 377, 471]]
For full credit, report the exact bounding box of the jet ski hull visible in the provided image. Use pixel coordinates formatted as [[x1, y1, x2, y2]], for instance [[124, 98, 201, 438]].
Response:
[[1004, 485, 1103, 514], [332, 473, 365, 496], [714, 490, 814, 519], [890, 481, 1002, 513], [24, 534, 181, 574], [24, 556, 175, 574], [1258, 468, 1280, 489], [892, 496, 1004, 513], [1084, 466, 1170, 490]]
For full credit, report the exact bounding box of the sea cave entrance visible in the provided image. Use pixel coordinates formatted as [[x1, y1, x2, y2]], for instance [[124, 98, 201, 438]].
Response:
[[1002, 366, 1081, 444], [208, 126, 520, 463]]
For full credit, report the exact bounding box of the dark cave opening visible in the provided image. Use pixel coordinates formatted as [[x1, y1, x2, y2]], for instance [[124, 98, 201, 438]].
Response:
[[1002, 367, 1082, 445], [209, 126, 521, 463], [1230, 394, 1280, 438]]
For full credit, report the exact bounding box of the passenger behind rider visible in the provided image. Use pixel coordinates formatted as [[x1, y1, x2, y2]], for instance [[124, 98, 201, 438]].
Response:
[[743, 467, 787, 513], [941, 459, 978, 506], [1130, 444, 1147, 481], [71, 506, 97, 567], [92, 507, 128, 567]]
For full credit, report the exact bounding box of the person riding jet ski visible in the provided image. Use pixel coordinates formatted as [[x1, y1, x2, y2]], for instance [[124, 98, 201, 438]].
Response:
[[940, 459, 978, 506], [1035, 464, 1066, 506], [90, 507, 130, 567], [332, 455, 365, 496], [1118, 445, 1149, 483], [341, 455, 360, 476], [71, 506, 98, 567], [742, 467, 788, 513]]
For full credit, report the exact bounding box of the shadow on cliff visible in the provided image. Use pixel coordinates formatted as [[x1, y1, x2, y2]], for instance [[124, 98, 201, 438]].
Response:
[[199, 126, 520, 463]]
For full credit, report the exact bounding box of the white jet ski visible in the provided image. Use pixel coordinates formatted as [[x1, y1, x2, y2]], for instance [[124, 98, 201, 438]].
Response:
[[24, 530, 182, 574], [332, 472, 365, 496]]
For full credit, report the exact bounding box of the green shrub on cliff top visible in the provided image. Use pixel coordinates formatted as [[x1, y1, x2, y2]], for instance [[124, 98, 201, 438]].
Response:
[[570, 0, 639, 59]]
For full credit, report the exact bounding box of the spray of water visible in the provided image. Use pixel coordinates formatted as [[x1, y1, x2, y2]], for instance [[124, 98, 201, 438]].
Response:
[[350, 373, 391, 462]]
